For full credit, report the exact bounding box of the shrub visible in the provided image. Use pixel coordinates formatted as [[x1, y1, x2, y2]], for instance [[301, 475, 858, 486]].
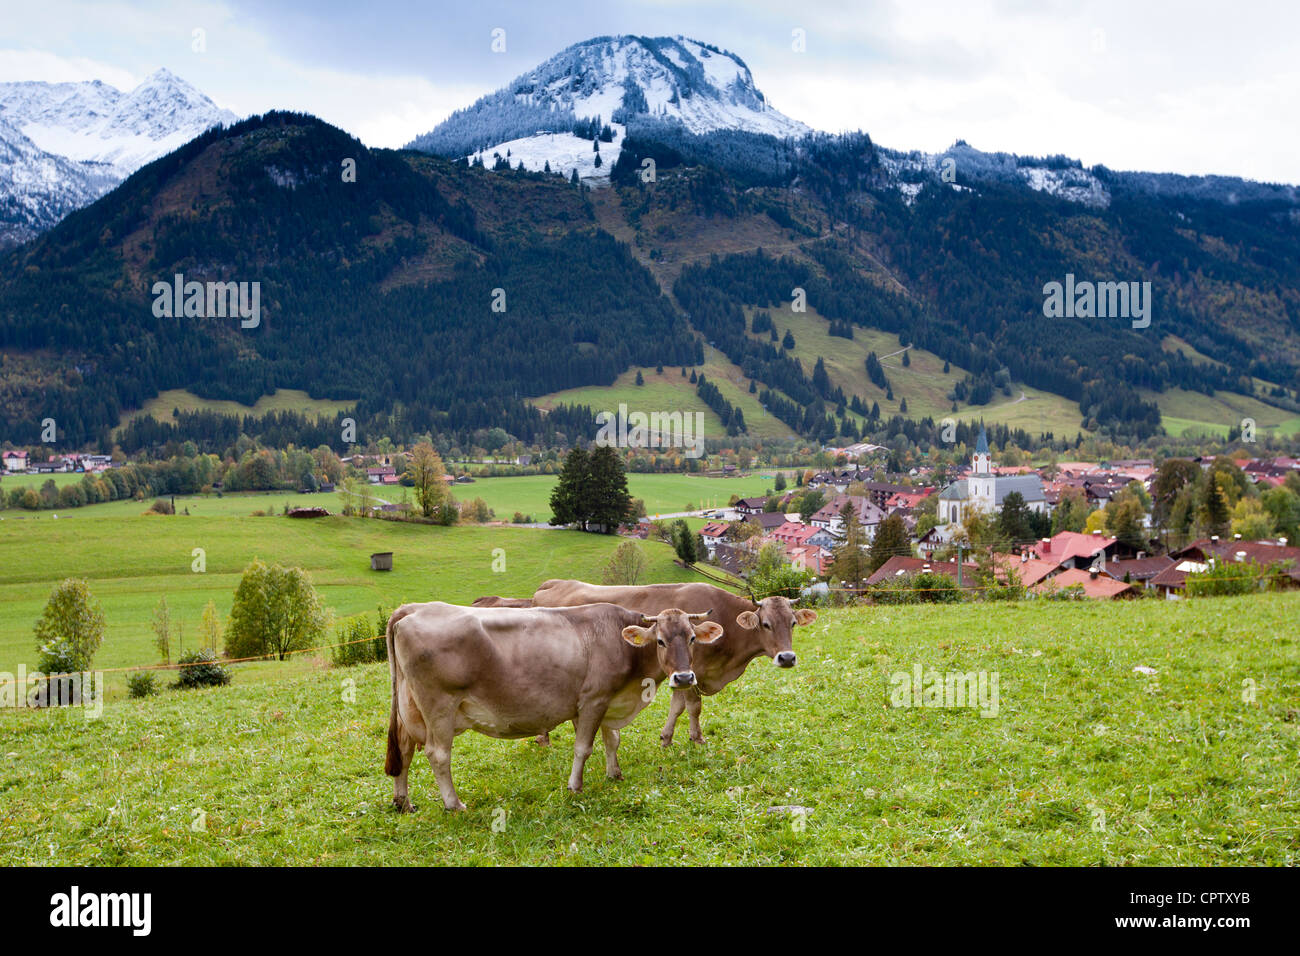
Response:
[[148, 498, 174, 515], [127, 672, 159, 698], [174, 649, 231, 689], [332, 615, 377, 667], [225, 560, 327, 660], [34, 578, 106, 673], [870, 572, 964, 605], [1186, 558, 1263, 597]]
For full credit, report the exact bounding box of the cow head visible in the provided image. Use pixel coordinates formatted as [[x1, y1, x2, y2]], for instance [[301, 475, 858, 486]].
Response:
[[735, 597, 818, 668], [622, 609, 724, 689]]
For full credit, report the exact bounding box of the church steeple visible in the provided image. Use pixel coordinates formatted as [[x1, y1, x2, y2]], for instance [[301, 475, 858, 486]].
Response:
[[975, 426, 989, 457], [972, 426, 991, 476]]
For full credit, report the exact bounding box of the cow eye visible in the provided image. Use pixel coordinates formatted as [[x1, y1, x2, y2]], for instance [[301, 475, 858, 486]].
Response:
[[689, 635, 696, 644], [656, 637, 666, 647], [763, 621, 772, 630]]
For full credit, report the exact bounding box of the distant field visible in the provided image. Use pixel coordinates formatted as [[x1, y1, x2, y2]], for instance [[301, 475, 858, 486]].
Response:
[[457, 472, 783, 520], [2, 592, 1296, 865], [744, 305, 1087, 437], [1145, 388, 1300, 438], [532, 360, 796, 440], [116, 387, 355, 430], [0, 512, 698, 695]]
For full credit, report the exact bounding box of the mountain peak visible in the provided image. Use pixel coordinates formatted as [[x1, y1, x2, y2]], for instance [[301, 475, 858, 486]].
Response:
[[408, 33, 807, 162]]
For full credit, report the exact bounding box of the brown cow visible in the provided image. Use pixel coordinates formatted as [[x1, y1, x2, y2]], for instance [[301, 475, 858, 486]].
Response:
[[384, 601, 722, 811], [470, 595, 534, 607], [531, 580, 816, 746]]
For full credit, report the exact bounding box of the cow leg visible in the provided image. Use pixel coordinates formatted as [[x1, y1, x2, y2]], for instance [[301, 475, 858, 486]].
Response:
[[601, 725, 623, 780], [660, 689, 687, 747], [686, 687, 705, 744], [392, 731, 419, 812], [424, 725, 466, 811], [567, 709, 606, 792]]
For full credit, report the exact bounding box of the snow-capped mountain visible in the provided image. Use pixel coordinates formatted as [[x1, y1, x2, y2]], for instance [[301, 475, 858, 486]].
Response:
[[0, 69, 236, 244], [408, 35, 808, 180]]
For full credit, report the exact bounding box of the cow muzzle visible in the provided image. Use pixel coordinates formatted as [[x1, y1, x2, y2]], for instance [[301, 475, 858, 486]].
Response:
[[774, 652, 797, 668], [669, 671, 697, 688]]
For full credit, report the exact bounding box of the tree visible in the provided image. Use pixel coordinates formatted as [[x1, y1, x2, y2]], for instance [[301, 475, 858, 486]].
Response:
[[832, 504, 872, 587], [586, 445, 632, 532], [1151, 458, 1201, 528], [867, 512, 911, 573], [34, 578, 106, 673], [151, 596, 172, 664], [774, 472, 787, 492], [225, 560, 327, 661], [670, 519, 697, 564], [782, 329, 795, 349], [998, 491, 1033, 544], [635, 370, 644, 385], [199, 599, 223, 653], [549, 447, 591, 527], [1199, 474, 1231, 538], [406, 442, 448, 518], [1051, 487, 1089, 535], [1106, 495, 1148, 550], [602, 540, 648, 585], [749, 543, 812, 600]]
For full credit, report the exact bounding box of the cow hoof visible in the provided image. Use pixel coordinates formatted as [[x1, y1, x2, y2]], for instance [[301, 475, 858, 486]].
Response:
[[659, 736, 673, 748], [607, 771, 623, 781], [534, 734, 551, 746], [690, 735, 706, 745], [443, 800, 467, 812], [392, 797, 416, 813]]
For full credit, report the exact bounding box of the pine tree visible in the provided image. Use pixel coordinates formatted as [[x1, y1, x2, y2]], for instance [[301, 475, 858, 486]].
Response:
[[549, 447, 591, 528], [902, 350, 911, 367], [586, 445, 632, 533], [1200, 474, 1230, 537], [832, 504, 872, 588], [782, 329, 795, 349], [867, 512, 911, 573], [635, 370, 644, 385]]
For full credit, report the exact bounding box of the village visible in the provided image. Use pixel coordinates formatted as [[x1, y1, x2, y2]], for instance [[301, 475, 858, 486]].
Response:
[[619, 429, 1300, 601]]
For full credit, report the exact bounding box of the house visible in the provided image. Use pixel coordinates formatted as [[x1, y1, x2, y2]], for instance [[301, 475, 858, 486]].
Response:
[[1149, 558, 1211, 599], [2, 450, 28, 472], [746, 511, 788, 532], [935, 428, 1046, 525], [1032, 567, 1136, 599], [810, 495, 887, 537], [916, 522, 959, 558], [699, 521, 731, 558], [994, 554, 1062, 588], [1102, 555, 1177, 590], [806, 527, 840, 551], [770, 521, 818, 548], [786, 544, 828, 576], [734, 497, 768, 516], [367, 465, 396, 484], [864, 555, 979, 589], [1169, 537, 1300, 589], [1031, 531, 1120, 570]]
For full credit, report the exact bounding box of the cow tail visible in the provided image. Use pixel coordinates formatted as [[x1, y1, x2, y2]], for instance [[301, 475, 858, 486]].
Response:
[[384, 609, 403, 777]]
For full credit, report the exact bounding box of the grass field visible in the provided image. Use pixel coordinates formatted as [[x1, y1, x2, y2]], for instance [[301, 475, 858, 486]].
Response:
[[0, 512, 700, 694], [115, 388, 355, 431], [1, 593, 1295, 865], [743, 305, 1088, 436], [457, 472, 782, 520], [532, 359, 796, 440], [0, 473, 784, 526], [1144, 387, 1300, 439]]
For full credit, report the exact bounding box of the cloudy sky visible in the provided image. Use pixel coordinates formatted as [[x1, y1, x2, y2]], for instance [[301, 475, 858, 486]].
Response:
[[2, 0, 1296, 183]]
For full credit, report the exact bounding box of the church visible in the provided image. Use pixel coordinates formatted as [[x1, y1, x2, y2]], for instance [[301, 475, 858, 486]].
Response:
[[936, 427, 1047, 526]]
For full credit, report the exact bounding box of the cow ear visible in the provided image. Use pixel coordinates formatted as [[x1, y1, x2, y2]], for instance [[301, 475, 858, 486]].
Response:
[[693, 621, 725, 644], [794, 608, 818, 626], [622, 625, 653, 647], [736, 610, 759, 630]]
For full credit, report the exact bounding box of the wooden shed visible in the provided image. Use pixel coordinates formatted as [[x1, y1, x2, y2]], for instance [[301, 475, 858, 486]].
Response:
[[370, 552, 393, 571]]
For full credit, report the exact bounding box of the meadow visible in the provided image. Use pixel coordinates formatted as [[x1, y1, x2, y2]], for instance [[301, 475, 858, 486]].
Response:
[[0, 511, 703, 692], [0, 593, 1295, 865], [0, 472, 781, 524]]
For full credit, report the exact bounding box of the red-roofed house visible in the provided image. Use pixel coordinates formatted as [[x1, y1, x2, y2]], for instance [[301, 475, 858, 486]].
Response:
[[1033, 531, 1120, 569], [3, 450, 29, 472], [1032, 567, 1136, 599]]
